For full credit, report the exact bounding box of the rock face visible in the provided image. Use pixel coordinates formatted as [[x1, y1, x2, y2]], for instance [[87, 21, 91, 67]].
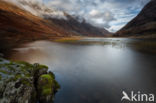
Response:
[[116, 0, 156, 37], [0, 57, 60, 103]]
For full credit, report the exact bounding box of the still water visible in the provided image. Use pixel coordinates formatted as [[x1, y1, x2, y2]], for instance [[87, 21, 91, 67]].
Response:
[[9, 38, 156, 103]]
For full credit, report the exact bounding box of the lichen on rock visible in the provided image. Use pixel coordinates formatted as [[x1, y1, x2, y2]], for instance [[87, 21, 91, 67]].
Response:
[[0, 57, 60, 103]]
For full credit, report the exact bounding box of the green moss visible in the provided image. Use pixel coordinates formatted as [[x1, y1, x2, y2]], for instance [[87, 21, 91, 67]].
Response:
[[38, 74, 54, 96], [41, 74, 53, 79], [38, 65, 48, 69], [8, 74, 24, 82], [0, 57, 60, 102], [15, 61, 34, 72], [15, 61, 33, 67], [25, 73, 31, 77], [13, 74, 22, 81], [31, 63, 48, 75], [21, 78, 32, 87], [38, 73, 60, 97], [5, 65, 16, 72], [42, 88, 52, 96], [0, 70, 10, 75], [48, 72, 55, 79]]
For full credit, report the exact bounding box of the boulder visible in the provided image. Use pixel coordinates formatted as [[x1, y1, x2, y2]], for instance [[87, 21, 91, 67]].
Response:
[[0, 58, 60, 103]]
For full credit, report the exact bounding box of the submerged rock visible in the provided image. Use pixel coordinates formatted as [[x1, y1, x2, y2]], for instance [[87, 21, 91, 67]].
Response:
[[0, 58, 60, 103]]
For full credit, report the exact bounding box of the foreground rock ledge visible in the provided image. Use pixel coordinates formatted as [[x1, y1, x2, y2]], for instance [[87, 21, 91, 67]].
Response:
[[0, 57, 60, 103]]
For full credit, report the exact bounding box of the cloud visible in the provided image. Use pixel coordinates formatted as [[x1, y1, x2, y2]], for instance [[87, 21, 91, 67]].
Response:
[[45, 0, 150, 32], [4, 0, 67, 19], [87, 9, 116, 29], [89, 9, 115, 21], [89, 10, 101, 18], [4, 0, 151, 32]]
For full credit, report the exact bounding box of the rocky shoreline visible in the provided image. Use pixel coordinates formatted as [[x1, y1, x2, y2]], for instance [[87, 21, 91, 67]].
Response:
[[0, 56, 60, 103]]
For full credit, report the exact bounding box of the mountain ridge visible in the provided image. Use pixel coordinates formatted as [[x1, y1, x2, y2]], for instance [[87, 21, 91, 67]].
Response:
[[44, 13, 111, 37], [0, 0, 110, 52], [13, 0, 111, 36], [116, 0, 156, 37]]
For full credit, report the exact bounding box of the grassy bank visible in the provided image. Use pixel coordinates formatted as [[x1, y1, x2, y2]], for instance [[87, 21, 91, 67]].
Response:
[[53, 36, 83, 43]]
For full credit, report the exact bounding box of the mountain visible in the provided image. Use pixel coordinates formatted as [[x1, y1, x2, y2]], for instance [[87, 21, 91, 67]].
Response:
[[11, 0, 110, 37], [0, 0, 110, 52], [0, 0, 72, 52], [116, 0, 156, 37], [44, 13, 110, 37]]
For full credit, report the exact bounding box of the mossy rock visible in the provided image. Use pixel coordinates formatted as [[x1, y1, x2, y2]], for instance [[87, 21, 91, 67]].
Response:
[[37, 73, 60, 103], [39, 74, 54, 96], [0, 57, 60, 103]]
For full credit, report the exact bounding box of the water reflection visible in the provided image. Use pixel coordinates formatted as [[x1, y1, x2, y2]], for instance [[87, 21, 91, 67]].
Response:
[[9, 38, 156, 103]]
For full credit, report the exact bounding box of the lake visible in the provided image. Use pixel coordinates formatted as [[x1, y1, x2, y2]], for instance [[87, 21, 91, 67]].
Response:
[[9, 38, 156, 103]]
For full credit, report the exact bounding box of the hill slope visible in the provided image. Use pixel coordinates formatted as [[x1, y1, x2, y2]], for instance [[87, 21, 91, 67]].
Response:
[[9, 0, 110, 37], [0, 0, 73, 51], [44, 13, 110, 37], [0, 0, 110, 52], [116, 0, 156, 37]]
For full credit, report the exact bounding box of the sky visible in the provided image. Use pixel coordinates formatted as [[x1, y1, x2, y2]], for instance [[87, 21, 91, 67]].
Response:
[[41, 0, 150, 32], [5, 0, 150, 32]]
